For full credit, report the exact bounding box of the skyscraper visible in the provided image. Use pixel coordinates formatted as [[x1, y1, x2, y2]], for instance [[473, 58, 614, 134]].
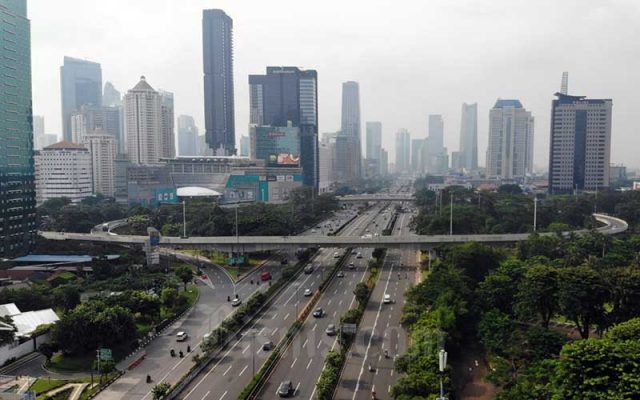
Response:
[[177, 115, 198, 156], [69, 105, 121, 150], [124, 76, 163, 165], [425, 114, 446, 173], [395, 129, 411, 174], [366, 122, 382, 161], [336, 81, 362, 182], [82, 130, 117, 196], [60, 56, 102, 141], [249, 67, 318, 188], [0, 0, 36, 257], [203, 9, 235, 155], [411, 138, 427, 174], [102, 81, 121, 106], [159, 90, 176, 158], [341, 82, 361, 139], [486, 99, 534, 180], [549, 93, 612, 194], [459, 103, 478, 171], [33, 115, 45, 150], [239, 135, 250, 157]]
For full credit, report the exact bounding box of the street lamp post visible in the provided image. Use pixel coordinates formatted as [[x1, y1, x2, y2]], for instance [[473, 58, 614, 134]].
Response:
[[182, 200, 187, 238], [438, 349, 448, 400], [533, 196, 538, 232], [449, 193, 453, 236]]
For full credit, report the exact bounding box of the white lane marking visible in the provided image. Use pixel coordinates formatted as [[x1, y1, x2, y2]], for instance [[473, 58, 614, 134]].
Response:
[[258, 327, 265, 335], [272, 327, 279, 336], [302, 339, 308, 348], [339, 300, 343, 306], [284, 313, 290, 320], [312, 323, 317, 331], [222, 364, 232, 376], [327, 299, 332, 306], [217, 390, 226, 400], [291, 357, 297, 368], [317, 340, 322, 349], [201, 391, 210, 400], [239, 365, 248, 376], [242, 344, 250, 354], [352, 262, 395, 399], [272, 313, 279, 320], [306, 358, 313, 369]]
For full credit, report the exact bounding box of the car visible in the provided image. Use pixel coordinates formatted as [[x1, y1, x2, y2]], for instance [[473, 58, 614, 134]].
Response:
[[303, 288, 313, 297], [383, 294, 392, 304], [281, 258, 289, 265], [336, 271, 345, 278], [333, 252, 340, 258], [312, 308, 323, 317], [304, 265, 314, 274], [325, 324, 337, 336], [348, 262, 355, 269], [311, 229, 316, 233], [351, 250, 357, 255], [356, 252, 363, 259], [176, 331, 188, 342], [263, 341, 274, 351], [278, 381, 294, 397], [231, 298, 242, 307], [261, 271, 272, 281]]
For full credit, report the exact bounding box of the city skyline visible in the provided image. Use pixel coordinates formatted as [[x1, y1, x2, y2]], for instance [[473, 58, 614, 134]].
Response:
[[29, 0, 640, 169]]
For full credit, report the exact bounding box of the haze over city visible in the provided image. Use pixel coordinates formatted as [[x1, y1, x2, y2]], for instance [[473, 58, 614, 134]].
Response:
[[30, 0, 640, 169]]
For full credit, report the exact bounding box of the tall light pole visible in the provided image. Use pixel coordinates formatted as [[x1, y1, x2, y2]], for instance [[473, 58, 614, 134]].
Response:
[[438, 349, 448, 400], [533, 196, 538, 232], [449, 193, 453, 236], [182, 200, 187, 238]]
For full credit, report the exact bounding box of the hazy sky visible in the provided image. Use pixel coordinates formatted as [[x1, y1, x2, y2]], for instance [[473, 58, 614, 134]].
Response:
[[30, 0, 640, 170]]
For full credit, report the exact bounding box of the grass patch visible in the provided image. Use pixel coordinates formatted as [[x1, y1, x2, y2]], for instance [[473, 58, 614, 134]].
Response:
[[29, 378, 67, 395], [48, 353, 94, 372]]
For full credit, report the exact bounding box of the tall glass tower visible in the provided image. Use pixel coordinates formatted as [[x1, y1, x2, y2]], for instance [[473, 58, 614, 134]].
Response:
[[203, 9, 235, 155], [60, 56, 102, 142], [0, 0, 37, 257]]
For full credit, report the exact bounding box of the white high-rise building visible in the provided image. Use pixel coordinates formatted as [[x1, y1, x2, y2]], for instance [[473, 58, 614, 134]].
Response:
[[159, 90, 176, 159], [82, 129, 117, 196], [366, 122, 382, 161], [395, 129, 411, 174], [458, 103, 478, 171], [177, 115, 199, 156], [486, 99, 534, 180], [319, 138, 336, 193], [33, 115, 45, 150], [35, 141, 92, 204], [124, 76, 163, 165]]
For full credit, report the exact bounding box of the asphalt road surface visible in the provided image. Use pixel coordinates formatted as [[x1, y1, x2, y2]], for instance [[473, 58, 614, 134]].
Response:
[[255, 204, 393, 399], [177, 204, 388, 400]]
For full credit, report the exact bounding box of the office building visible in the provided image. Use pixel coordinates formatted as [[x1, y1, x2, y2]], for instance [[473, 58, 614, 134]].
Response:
[[33, 115, 45, 150], [609, 164, 627, 183], [425, 115, 447, 174], [249, 67, 318, 188], [0, 0, 36, 257], [159, 90, 176, 159], [380, 148, 389, 176], [250, 124, 300, 166], [486, 99, 534, 180], [203, 9, 235, 155], [411, 138, 426, 174], [177, 115, 199, 156], [60, 56, 102, 141], [69, 105, 121, 148], [82, 130, 117, 196], [459, 103, 478, 171], [548, 93, 612, 193], [336, 81, 362, 182], [319, 139, 336, 193], [239, 136, 250, 157], [395, 129, 411, 174], [366, 122, 382, 161], [35, 141, 92, 204], [124, 76, 163, 165], [102, 81, 121, 107]]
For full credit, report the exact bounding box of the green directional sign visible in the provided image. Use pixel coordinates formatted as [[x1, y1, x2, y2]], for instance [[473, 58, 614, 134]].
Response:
[[228, 256, 245, 265], [99, 348, 112, 360]]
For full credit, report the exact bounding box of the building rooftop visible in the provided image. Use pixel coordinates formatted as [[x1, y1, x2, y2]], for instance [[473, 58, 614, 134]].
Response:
[[43, 141, 88, 151], [493, 99, 523, 109], [131, 75, 155, 92]]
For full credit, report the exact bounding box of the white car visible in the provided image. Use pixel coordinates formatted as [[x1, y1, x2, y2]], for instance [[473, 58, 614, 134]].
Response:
[[231, 298, 242, 307], [303, 288, 313, 297], [383, 294, 392, 304], [176, 331, 188, 341]]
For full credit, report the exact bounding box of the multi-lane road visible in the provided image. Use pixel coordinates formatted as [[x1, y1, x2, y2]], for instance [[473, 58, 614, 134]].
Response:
[[255, 205, 393, 400], [96, 210, 357, 400], [175, 204, 387, 400]]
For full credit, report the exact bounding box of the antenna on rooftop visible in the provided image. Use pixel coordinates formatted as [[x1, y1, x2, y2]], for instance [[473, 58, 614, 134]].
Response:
[[560, 72, 569, 95]]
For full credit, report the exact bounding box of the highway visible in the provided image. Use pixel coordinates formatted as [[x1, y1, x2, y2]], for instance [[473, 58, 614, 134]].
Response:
[[40, 213, 629, 252], [334, 214, 415, 400], [175, 204, 386, 400], [95, 210, 357, 400], [255, 205, 397, 399]]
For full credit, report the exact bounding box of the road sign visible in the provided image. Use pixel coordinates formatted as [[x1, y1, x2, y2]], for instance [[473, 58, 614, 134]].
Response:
[[99, 348, 112, 360], [228, 256, 245, 265]]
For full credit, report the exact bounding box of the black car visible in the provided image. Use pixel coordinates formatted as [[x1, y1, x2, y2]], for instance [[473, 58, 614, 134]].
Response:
[[278, 381, 294, 397], [313, 308, 324, 317]]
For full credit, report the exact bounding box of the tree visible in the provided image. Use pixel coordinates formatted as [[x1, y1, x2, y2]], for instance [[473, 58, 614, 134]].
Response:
[[445, 242, 504, 285], [478, 309, 516, 356], [604, 317, 640, 341], [0, 316, 16, 345], [515, 264, 559, 328], [353, 282, 370, 307], [477, 259, 525, 314], [607, 266, 640, 325], [498, 184, 523, 194], [174, 266, 193, 291], [557, 266, 609, 338], [38, 342, 57, 363], [52, 285, 81, 312], [160, 287, 179, 309], [554, 339, 640, 399], [152, 382, 171, 400]]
